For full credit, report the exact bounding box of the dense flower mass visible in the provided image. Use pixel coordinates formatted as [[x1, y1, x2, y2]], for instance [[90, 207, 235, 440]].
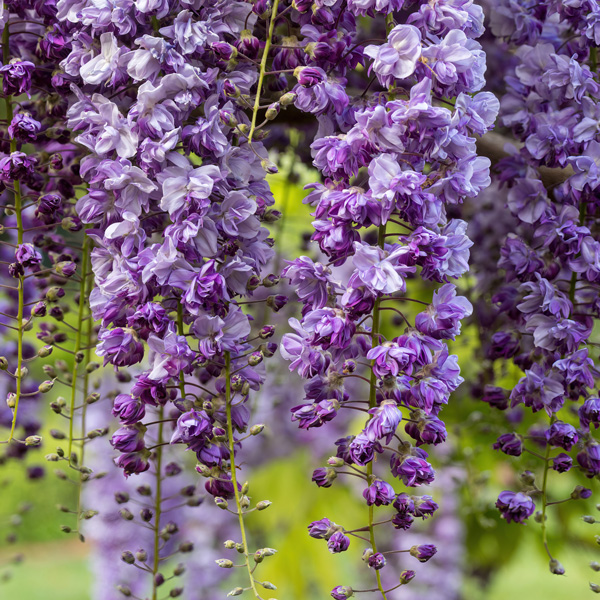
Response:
[[0, 0, 598, 598]]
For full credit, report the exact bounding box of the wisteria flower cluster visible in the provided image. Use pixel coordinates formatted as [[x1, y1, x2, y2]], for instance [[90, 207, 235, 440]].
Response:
[[0, 0, 599, 599]]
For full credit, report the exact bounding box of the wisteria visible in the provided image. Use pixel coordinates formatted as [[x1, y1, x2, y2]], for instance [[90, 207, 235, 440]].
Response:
[[0, 1, 598, 599]]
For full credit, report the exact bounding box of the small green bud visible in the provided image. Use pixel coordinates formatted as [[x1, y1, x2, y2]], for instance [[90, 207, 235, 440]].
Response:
[[591, 562, 600, 572], [6, 393, 15, 409], [327, 456, 345, 467], [117, 585, 132, 597], [256, 500, 272, 511], [591, 583, 600, 593], [86, 393, 100, 404], [215, 497, 228, 510], [25, 436, 42, 447], [60, 525, 71, 533], [227, 588, 244, 597], [215, 559, 234, 569], [120, 508, 134, 521], [50, 429, 65, 440], [38, 380, 55, 393], [241, 481, 250, 495], [86, 362, 100, 373], [265, 103, 280, 120], [56, 447, 64, 457], [279, 92, 297, 106], [549, 558, 565, 575], [250, 424, 265, 435], [179, 541, 194, 553], [38, 346, 53, 358], [583, 515, 597, 524], [260, 581, 277, 590], [170, 589, 183, 598], [240, 495, 250, 509], [0, 357, 7, 370], [173, 563, 185, 577], [121, 551, 135, 565], [136, 550, 147, 562], [224, 540, 236, 549]]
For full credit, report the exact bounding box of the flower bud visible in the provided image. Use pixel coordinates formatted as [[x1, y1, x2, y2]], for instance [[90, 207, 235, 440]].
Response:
[[135, 549, 147, 562], [117, 585, 132, 597], [170, 589, 183, 598], [224, 540, 236, 549], [327, 457, 345, 467], [215, 497, 228, 510], [256, 500, 272, 511], [121, 551, 135, 564], [261, 159, 278, 174], [173, 563, 185, 576], [591, 562, 600, 572], [0, 357, 7, 370], [259, 325, 275, 339], [250, 424, 265, 435], [216, 559, 234, 568], [179, 541, 194, 553], [279, 92, 297, 106], [154, 573, 165, 587], [38, 380, 54, 393], [38, 345, 52, 357], [60, 525, 71, 533], [261, 582, 277, 590], [120, 508, 134, 521], [583, 515, 597, 524], [25, 436, 42, 447], [50, 429, 65, 440], [265, 103, 280, 120], [591, 583, 600, 593], [400, 570, 416, 584], [572, 485, 593, 500], [549, 558, 565, 575], [228, 588, 244, 597]]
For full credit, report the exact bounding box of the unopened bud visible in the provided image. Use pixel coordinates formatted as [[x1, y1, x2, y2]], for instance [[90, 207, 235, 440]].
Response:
[[215, 497, 228, 510], [327, 456, 345, 467], [228, 588, 244, 597], [549, 558, 565, 575], [121, 551, 135, 565], [591, 583, 600, 593], [256, 500, 272, 511], [25, 436, 42, 447], [38, 380, 54, 393], [216, 559, 234, 568], [250, 424, 265, 435], [279, 92, 297, 106]]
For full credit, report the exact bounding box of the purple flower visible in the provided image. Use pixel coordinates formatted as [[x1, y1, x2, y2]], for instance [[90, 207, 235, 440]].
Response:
[[0, 152, 37, 182], [15, 244, 42, 268], [552, 453, 573, 473], [111, 425, 146, 453], [367, 341, 416, 378], [112, 394, 145, 425], [115, 451, 150, 478], [327, 531, 350, 553], [170, 410, 212, 452], [97, 327, 144, 367], [363, 480, 396, 506], [303, 308, 356, 350], [545, 421, 578, 451], [412, 495, 439, 518], [312, 467, 337, 488], [390, 449, 435, 486], [307, 518, 336, 539], [496, 491, 535, 524], [365, 401, 403, 443], [510, 365, 565, 416], [8, 113, 41, 141], [368, 552, 386, 570], [291, 400, 338, 429], [331, 586, 354, 600], [365, 25, 422, 87], [493, 433, 523, 456], [0, 60, 35, 96], [348, 433, 382, 466], [283, 256, 339, 310], [579, 397, 600, 430], [415, 284, 473, 340], [410, 544, 437, 563]]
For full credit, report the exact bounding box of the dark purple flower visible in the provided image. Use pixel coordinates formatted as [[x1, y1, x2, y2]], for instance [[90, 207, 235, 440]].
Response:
[[579, 397, 600, 429], [577, 443, 600, 477], [363, 480, 396, 506], [170, 410, 212, 452], [410, 544, 437, 563], [296, 66, 327, 87], [368, 552, 386, 570], [496, 491, 535, 524], [115, 451, 150, 477], [552, 453, 573, 473], [545, 421, 578, 451], [412, 495, 439, 518], [348, 433, 382, 466], [291, 400, 338, 429], [312, 467, 337, 488], [0, 60, 35, 96], [97, 328, 144, 367], [8, 113, 41, 141], [327, 531, 350, 553], [392, 511, 414, 530], [390, 450, 435, 486], [111, 425, 146, 453], [493, 433, 523, 456], [112, 394, 145, 425], [307, 518, 336, 539], [15, 244, 42, 268]]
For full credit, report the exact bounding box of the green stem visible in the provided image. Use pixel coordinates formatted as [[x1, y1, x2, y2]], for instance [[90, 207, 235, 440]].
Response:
[[366, 225, 388, 600], [540, 431, 553, 560], [247, 0, 280, 144], [3, 25, 24, 444], [225, 351, 262, 599], [151, 407, 164, 600], [68, 234, 90, 464]]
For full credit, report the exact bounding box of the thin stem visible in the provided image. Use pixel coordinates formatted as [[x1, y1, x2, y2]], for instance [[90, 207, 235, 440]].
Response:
[[3, 24, 24, 444], [151, 407, 164, 600], [366, 225, 388, 600], [225, 351, 262, 599], [247, 0, 281, 144]]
